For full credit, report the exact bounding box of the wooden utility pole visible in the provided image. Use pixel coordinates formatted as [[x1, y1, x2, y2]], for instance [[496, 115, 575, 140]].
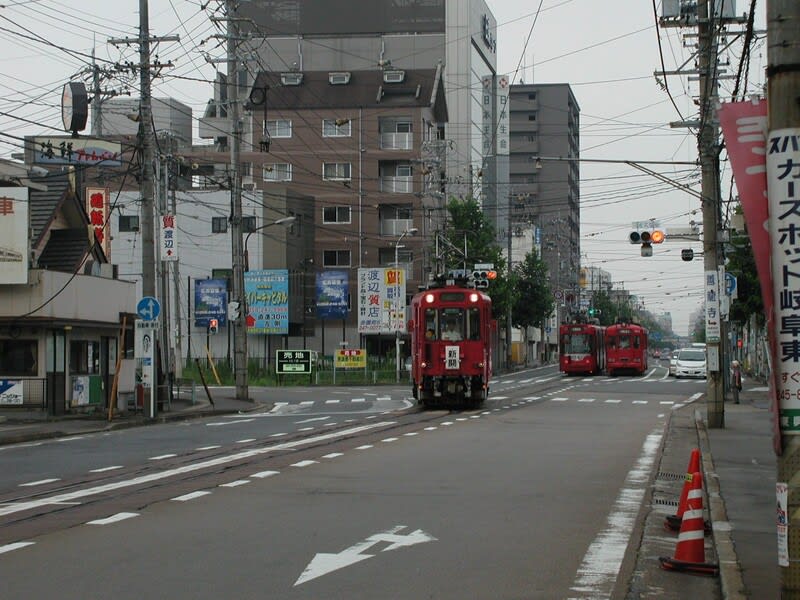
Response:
[[768, 0, 800, 592]]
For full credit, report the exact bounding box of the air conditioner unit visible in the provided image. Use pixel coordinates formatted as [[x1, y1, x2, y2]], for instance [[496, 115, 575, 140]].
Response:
[[242, 182, 256, 191], [329, 72, 351, 85], [281, 72, 303, 86], [383, 70, 405, 84]]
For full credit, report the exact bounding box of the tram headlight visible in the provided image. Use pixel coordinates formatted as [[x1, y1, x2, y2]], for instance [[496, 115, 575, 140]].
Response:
[[420, 361, 428, 368], [425, 293, 434, 303], [469, 293, 479, 302]]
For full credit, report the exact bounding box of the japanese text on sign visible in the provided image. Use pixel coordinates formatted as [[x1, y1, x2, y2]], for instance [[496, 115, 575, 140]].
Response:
[[245, 269, 289, 334], [768, 128, 800, 432]]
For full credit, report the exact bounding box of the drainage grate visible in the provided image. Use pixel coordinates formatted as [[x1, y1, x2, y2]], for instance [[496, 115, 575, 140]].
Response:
[[653, 498, 680, 507], [656, 471, 685, 481]]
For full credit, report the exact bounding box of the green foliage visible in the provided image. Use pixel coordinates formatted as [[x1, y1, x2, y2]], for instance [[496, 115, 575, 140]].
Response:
[[443, 197, 512, 321], [726, 229, 764, 325], [512, 249, 554, 328]]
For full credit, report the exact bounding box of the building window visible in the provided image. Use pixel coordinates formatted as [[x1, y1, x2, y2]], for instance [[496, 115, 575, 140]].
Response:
[[265, 119, 292, 138], [322, 119, 352, 137], [242, 216, 257, 233], [528, 93, 537, 100], [323, 250, 351, 267], [212, 217, 228, 233], [528, 114, 537, 121], [323, 162, 351, 181], [119, 215, 140, 232], [69, 340, 99, 374], [263, 163, 292, 182], [241, 162, 253, 177], [0, 339, 37, 376], [323, 206, 351, 224]]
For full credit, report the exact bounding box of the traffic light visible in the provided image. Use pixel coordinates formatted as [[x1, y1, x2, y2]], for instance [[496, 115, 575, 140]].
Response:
[[629, 227, 665, 245], [208, 318, 219, 335], [472, 270, 497, 289], [587, 307, 602, 317]]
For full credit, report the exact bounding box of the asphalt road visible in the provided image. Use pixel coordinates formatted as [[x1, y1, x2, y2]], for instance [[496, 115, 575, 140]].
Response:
[[0, 364, 706, 599]]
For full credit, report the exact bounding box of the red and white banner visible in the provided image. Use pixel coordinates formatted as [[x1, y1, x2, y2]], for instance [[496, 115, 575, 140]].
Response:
[[86, 186, 110, 259]]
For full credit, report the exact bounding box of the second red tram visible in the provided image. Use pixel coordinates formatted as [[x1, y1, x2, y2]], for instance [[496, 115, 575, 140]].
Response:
[[559, 322, 606, 375], [409, 285, 495, 408], [605, 322, 649, 376]]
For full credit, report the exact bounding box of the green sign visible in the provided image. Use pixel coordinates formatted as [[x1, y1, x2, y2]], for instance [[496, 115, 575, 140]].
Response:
[[276, 350, 315, 375]]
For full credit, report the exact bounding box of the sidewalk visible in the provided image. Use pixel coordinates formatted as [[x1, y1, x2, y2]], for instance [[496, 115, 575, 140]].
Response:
[[628, 382, 779, 599], [0, 381, 782, 598], [0, 388, 271, 445]]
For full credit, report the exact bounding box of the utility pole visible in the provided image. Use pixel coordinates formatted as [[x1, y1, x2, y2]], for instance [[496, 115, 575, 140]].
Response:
[[698, 0, 725, 428], [768, 0, 800, 591], [109, 0, 178, 416], [506, 217, 513, 370], [225, 0, 249, 402]]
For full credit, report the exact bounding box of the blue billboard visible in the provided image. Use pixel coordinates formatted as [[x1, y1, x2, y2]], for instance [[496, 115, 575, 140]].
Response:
[[316, 270, 349, 320], [245, 269, 289, 334], [194, 278, 228, 327]]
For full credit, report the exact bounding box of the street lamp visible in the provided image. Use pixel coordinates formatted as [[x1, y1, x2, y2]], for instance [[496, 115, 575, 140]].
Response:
[[244, 215, 297, 271], [395, 227, 418, 383]]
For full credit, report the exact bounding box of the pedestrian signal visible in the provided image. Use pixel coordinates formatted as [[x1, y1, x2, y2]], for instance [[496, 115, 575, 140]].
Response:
[[209, 318, 219, 334]]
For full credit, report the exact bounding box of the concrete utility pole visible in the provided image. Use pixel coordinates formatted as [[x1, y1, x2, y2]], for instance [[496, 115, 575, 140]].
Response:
[[225, 0, 249, 402], [110, 0, 178, 417], [768, 0, 800, 591], [697, 0, 725, 428]]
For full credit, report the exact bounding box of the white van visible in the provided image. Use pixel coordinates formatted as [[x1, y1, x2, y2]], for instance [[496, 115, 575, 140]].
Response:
[[674, 347, 707, 378]]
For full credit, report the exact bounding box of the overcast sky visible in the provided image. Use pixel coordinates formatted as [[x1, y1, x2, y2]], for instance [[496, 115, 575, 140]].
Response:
[[0, 0, 766, 336]]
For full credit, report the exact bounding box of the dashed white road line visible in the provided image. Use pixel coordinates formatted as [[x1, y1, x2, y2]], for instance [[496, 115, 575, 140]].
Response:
[[578, 399, 595, 403], [87, 512, 138, 526], [196, 445, 221, 451], [382, 438, 399, 443], [290, 460, 318, 468], [149, 454, 177, 461], [355, 445, 373, 450], [551, 397, 568, 402], [251, 470, 280, 478], [19, 478, 60, 487], [172, 491, 211, 502], [89, 466, 123, 473], [322, 453, 343, 459], [236, 438, 256, 443], [632, 400, 648, 405], [0, 542, 35, 554], [220, 480, 250, 488], [605, 400, 622, 404]]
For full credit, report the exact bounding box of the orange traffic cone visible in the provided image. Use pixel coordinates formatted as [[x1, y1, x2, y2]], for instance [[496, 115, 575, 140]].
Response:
[[659, 471, 719, 576], [665, 448, 700, 531]]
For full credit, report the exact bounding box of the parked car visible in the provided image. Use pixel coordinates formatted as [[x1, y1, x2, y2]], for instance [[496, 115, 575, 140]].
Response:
[[669, 350, 680, 376], [674, 348, 707, 378]]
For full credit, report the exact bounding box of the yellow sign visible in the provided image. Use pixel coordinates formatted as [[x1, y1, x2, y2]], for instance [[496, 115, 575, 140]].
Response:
[[335, 349, 367, 369]]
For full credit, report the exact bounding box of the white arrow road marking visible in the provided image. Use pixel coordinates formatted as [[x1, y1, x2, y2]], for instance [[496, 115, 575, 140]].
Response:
[[0, 422, 396, 518], [294, 526, 437, 586], [269, 402, 288, 413]]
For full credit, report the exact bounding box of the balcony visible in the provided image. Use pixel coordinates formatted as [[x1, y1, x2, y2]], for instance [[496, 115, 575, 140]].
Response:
[[380, 219, 415, 236], [380, 132, 413, 150], [380, 176, 413, 194]]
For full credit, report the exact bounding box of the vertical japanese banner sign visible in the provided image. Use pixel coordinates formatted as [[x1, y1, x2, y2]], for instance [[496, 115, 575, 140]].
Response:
[[316, 270, 349, 320], [768, 128, 800, 434], [86, 187, 110, 258], [160, 213, 178, 262], [358, 268, 399, 334], [0, 187, 29, 284], [704, 270, 721, 343], [719, 99, 783, 450], [778, 482, 789, 567]]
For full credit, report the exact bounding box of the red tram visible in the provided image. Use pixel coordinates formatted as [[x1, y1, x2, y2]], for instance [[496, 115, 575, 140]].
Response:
[[559, 322, 606, 375], [409, 285, 495, 407], [605, 322, 649, 376]]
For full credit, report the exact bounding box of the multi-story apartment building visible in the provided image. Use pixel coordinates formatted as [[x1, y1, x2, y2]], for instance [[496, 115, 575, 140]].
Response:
[[508, 83, 580, 306], [201, 0, 509, 246]]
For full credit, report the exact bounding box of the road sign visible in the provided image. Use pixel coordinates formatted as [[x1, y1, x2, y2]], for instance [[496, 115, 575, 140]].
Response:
[[276, 350, 315, 375], [473, 262, 495, 270], [137, 296, 161, 322], [725, 273, 738, 298]]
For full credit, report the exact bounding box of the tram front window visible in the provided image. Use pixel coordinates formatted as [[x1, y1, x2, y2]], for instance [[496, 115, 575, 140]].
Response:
[[440, 308, 464, 341]]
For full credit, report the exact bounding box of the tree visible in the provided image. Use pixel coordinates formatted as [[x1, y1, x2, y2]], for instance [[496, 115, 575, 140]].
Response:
[[726, 229, 764, 325], [512, 249, 554, 329], [442, 197, 513, 321]]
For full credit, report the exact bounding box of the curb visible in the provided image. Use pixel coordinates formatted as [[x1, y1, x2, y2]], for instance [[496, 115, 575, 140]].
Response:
[[695, 408, 747, 600]]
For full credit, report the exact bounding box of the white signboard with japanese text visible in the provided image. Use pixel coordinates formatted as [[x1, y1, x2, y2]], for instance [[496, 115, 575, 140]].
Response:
[[445, 346, 460, 370], [768, 127, 800, 433], [0, 380, 23, 405], [357, 268, 406, 334], [704, 270, 721, 343], [160, 213, 178, 262], [0, 187, 29, 284]]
